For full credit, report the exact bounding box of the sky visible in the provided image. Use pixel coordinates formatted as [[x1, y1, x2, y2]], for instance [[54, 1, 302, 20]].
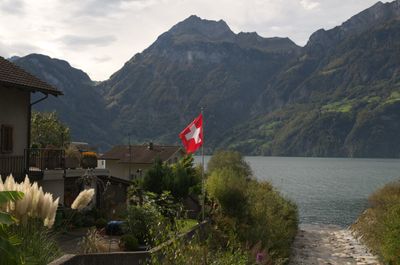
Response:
[[0, 0, 385, 80]]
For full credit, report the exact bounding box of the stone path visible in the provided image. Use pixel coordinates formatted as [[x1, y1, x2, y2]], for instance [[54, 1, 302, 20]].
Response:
[[289, 224, 381, 265]]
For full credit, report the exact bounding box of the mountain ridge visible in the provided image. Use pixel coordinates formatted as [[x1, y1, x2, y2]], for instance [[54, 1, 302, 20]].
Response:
[[11, 0, 400, 157]]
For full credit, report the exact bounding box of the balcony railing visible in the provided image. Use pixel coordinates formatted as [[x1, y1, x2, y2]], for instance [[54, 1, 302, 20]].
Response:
[[0, 155, 25, 179], [26, 148, 65, 171]]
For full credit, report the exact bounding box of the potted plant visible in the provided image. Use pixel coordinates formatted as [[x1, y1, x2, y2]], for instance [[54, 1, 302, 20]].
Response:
[[81, 152, 98, 169]]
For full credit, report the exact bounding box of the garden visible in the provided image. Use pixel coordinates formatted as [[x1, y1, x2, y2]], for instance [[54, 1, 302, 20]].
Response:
[[0, 150, 298, 265]]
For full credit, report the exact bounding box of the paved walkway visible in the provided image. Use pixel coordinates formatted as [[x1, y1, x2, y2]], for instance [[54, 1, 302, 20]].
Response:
[[289, 224, 381, 265]]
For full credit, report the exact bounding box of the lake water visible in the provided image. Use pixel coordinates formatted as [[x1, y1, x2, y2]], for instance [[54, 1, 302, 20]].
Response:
[[195, 156, 400, 227]]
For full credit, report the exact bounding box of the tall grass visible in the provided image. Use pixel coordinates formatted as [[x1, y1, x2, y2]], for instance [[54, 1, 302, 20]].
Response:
[[7, 219, 61, 265], [352, 181, 400, 264]]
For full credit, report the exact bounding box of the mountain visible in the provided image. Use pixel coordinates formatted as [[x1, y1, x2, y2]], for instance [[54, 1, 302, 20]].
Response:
[[11, 1, 400, 157], [99, 15, 300, 147], [226, 0, 400, 157], [14, 54, 116, 149]]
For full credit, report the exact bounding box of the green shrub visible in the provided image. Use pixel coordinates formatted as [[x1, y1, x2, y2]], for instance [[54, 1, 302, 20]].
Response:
[[246, 181, 298, 260], [207, 168, 249, 219], [95, 218, 108, 229], [207, 150, 252, 177], [206, 150, 298, 263], [120, 234, 139, 251], [125, 204, 162, 245], [149, 223, 250, 265], [140, 155, 201, 200], [352, 182, 400, 264], [141, 158, 172, 194], [208, 180, 298, 263]]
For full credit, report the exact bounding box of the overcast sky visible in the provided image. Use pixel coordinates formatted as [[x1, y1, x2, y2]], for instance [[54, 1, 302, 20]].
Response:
[[0, 0, 385, 80]]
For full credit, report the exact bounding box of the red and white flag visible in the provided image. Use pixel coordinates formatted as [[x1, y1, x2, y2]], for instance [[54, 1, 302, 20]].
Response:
[[179, 113, 203, 154]]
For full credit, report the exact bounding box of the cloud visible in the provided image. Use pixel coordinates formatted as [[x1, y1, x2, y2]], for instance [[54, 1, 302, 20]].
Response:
[[72, 0, 157, 17], [93, 55, 112, 63], [58, 35, 117, 49], [0, 0, 24, 14], [300, 0, 320, 10], [0, 41, 42, 58], [0, 0, 381, 80]]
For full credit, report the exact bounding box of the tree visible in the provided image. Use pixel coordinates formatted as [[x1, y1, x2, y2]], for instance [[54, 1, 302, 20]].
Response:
[[140, 156, 201, 200], [31, 111, 71, 148], [141, 158, 171, 195], [207, 150, 252, 178], [169, 155, 201, 199]]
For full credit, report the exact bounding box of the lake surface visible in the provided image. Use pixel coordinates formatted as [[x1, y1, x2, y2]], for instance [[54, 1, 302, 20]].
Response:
[[195, 156, 400, 227]]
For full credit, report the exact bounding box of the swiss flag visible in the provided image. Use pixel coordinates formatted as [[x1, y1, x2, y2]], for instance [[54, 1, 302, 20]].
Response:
[[179, 113, 203, 154]]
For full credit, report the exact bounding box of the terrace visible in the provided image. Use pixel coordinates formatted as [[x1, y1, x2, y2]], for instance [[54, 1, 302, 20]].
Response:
[[0, 148, 65, 181]]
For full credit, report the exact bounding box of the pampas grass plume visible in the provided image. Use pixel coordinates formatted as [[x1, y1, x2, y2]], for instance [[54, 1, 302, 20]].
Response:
[[71, 189, 95, 211]]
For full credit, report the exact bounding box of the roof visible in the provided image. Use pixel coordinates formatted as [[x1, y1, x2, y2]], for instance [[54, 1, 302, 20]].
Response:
[[101, 143, 184, 164], [0, 56, 62, 96]]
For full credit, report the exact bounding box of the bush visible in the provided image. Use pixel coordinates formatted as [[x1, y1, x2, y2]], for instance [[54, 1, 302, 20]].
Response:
[[141, 158, 171, 194], [120, 234, 139, 251], [141, 156, 201, 200], [149, 222, 251, 265], [352, 181, 400, 264], [246, 181, 298, 261], [207, 168, 249, 219], [125, 204, 162, 245], [207, 150, 252, 177], [167, 156, 201, 199], [206, 150, 298, 263]]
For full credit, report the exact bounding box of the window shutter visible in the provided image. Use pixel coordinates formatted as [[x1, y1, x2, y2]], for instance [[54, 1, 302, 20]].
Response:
[[1, 125, 13, 153]]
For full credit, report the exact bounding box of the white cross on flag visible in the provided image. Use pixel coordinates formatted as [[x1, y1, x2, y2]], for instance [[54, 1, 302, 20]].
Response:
[[179, 113, 203, 154]]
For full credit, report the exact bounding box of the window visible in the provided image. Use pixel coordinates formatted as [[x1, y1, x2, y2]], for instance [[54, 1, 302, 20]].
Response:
[[1, 125, 13, 153]]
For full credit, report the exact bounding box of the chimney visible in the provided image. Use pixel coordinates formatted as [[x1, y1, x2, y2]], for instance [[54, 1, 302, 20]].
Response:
[[148, 142, 154, 150]]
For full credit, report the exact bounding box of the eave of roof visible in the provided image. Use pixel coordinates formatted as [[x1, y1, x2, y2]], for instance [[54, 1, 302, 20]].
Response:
[[0, 56, 63, 96], [0, 80, 63, 96]]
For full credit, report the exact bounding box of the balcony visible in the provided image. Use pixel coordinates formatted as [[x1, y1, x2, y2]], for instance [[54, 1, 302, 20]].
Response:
[[0, 148, 66, 182], [0, 155, 25, 180], [26, 148, 65, 180]]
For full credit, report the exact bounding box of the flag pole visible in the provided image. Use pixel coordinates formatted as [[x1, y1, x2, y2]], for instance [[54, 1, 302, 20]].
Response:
[[201, 107, 207, 265], [201, 107, 205, 221]]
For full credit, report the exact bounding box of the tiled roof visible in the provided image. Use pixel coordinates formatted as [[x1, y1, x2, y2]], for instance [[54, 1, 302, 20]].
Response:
[[101, 144, 184, 164], [0, 56, 62, 96]]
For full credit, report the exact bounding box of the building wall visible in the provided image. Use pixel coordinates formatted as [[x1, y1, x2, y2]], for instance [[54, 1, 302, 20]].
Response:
[[106, 160, 151, 181], [105, 151, 184, 181], [0, 86, 30, 156], [39, 178, 65, 205]]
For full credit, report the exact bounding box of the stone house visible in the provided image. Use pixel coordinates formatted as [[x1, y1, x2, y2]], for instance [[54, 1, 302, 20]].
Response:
[[101, 142, 185, 181]]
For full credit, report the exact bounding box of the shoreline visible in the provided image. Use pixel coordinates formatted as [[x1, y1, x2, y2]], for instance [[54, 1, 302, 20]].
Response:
[[289, 224, 380, 265]]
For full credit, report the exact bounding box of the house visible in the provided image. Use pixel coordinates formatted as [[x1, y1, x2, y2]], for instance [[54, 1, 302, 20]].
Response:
[[0, 56, 62, 180], [101, 142, 185, 181], [0, 56, 111, 207]]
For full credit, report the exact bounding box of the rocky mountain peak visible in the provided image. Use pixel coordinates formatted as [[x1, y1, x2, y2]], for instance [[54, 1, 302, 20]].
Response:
[[307, 0, 400, 50], [168, 15, 234, 41]]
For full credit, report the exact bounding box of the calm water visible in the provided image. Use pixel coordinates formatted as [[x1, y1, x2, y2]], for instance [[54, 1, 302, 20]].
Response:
[[195, 156, 400, 227]]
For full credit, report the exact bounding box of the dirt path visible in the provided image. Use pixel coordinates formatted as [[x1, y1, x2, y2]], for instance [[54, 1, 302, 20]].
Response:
[[289, 224, 381, 265]]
